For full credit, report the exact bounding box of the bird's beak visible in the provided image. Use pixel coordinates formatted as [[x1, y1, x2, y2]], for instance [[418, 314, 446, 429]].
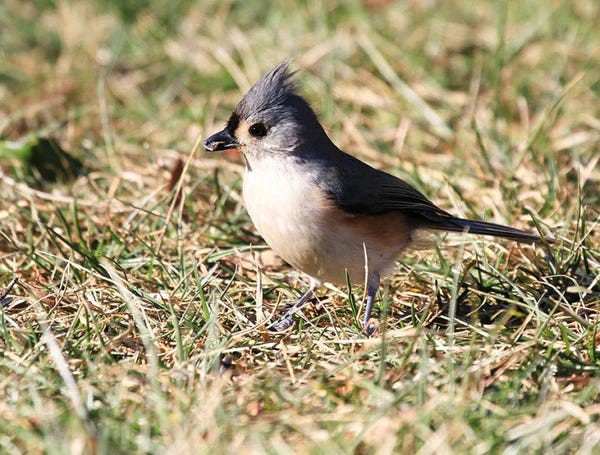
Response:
[[203, 128, 238, 152]]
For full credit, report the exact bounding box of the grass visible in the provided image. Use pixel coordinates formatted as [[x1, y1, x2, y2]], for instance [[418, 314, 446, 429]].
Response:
[[1, 0, 599, 453]]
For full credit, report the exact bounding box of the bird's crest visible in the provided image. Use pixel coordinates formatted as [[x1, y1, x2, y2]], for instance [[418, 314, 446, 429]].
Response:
[[235, 61, 299, 118]]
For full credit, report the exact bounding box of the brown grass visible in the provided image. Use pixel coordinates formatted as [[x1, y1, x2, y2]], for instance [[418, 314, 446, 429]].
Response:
[[1, 0, 599, 453]]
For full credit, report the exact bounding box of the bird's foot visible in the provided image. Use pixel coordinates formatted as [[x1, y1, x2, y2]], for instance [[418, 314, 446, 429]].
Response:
[[268, 315, 295, 331], [268, 284, 317, 332], [362, 318, 378, 336]]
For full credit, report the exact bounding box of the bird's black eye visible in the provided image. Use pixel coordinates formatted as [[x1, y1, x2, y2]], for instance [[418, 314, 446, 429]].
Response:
[[248, 123, 267, 138]]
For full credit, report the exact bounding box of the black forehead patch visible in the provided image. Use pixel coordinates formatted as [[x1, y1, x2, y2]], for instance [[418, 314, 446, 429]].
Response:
[[226, 112, 240, 135]]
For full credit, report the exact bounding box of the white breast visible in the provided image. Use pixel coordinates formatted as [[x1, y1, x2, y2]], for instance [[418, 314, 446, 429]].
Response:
[[242, 156, 328, 277]]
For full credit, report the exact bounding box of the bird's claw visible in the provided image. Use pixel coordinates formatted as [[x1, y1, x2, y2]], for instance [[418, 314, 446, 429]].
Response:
[[269, 315, 295, 332], [362, 318, 378, 336]]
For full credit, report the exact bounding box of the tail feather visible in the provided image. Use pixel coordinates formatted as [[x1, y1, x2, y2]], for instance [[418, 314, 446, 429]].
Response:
[[428, 217, 551, 244]]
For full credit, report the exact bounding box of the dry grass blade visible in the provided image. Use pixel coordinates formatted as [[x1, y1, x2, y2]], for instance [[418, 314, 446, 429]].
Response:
[[358, 33, 452, 140]]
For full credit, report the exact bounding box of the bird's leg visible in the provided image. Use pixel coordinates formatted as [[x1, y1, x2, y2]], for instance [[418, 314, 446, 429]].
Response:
[[362, 272, 380, 333], [269, 278, 318, 331]]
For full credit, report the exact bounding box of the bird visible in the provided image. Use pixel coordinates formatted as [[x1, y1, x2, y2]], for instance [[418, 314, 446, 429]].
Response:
[[204, 62, 551, 331]]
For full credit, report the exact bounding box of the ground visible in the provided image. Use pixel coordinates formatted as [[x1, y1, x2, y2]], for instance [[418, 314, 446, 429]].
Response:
[[1, 0, 599, 453]]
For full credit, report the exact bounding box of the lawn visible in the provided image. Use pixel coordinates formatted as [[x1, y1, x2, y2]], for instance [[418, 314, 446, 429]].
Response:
[[1, 0, 599, 453]]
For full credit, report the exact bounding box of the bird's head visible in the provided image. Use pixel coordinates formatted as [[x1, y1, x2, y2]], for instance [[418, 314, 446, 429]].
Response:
[[204, 62, 329, 160]]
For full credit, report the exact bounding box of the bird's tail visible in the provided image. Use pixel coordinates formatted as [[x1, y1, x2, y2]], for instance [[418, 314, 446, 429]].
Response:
[[427, 217, 552, 244]]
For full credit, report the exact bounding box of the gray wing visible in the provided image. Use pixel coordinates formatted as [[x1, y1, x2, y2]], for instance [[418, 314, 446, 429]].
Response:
[[320, 150, 452, 221], [318, 151, 543, 243]]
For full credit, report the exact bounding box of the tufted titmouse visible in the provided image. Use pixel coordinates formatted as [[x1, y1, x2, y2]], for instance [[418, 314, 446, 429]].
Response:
[[204, 62, 551, 331]]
